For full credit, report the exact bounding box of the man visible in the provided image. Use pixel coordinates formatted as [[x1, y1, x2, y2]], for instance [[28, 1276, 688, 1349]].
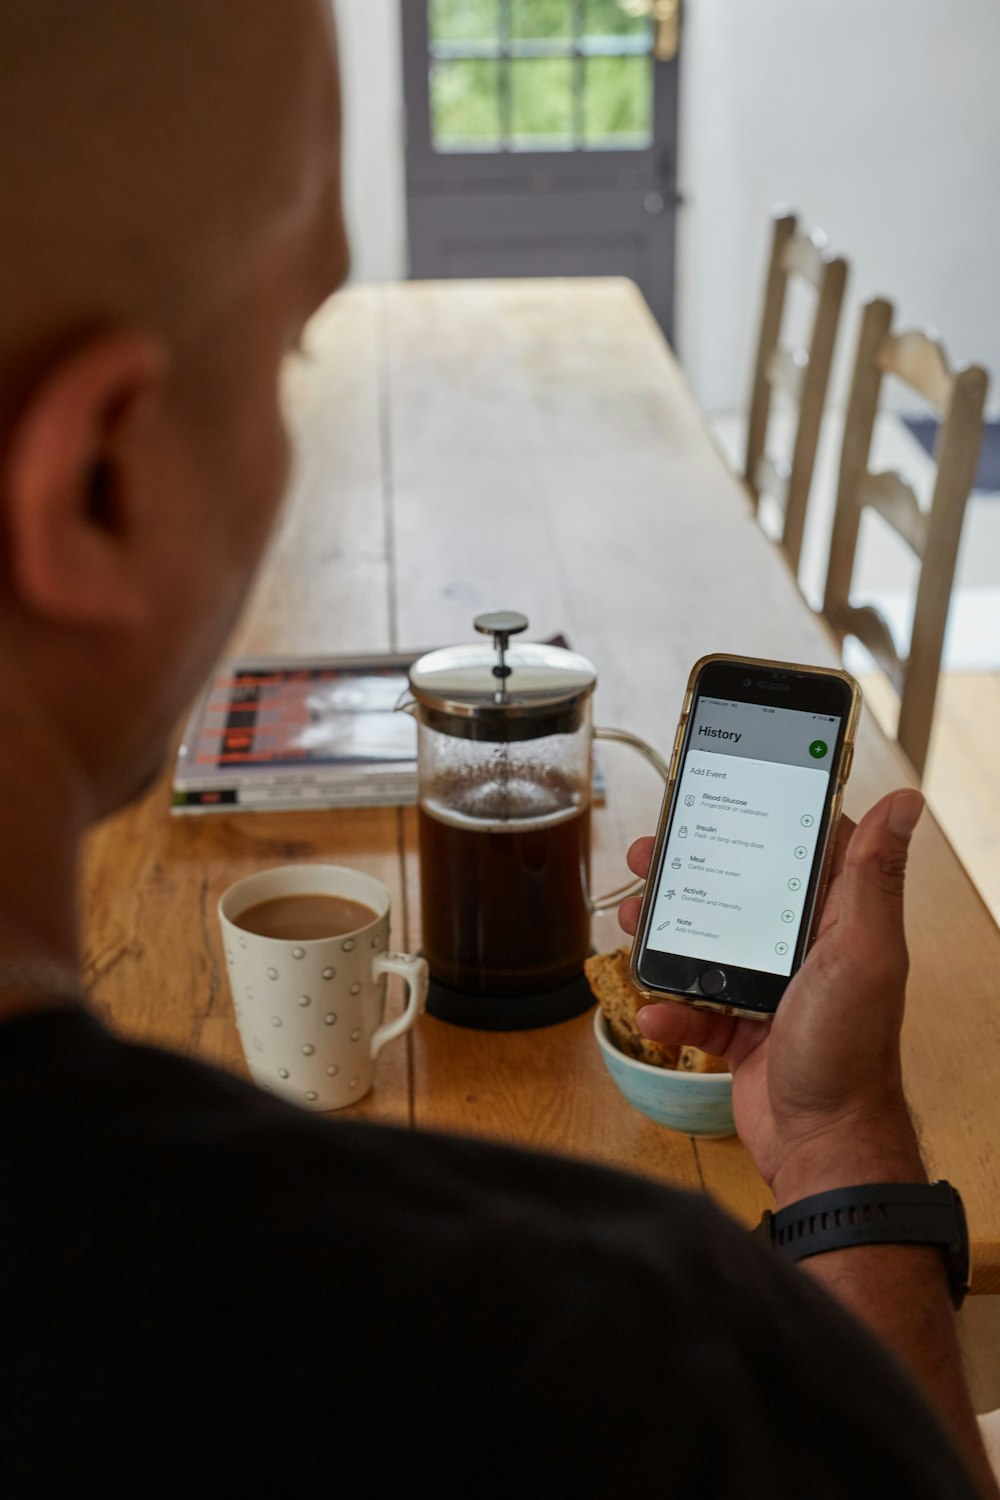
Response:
[[0, 2, 993, 1493]]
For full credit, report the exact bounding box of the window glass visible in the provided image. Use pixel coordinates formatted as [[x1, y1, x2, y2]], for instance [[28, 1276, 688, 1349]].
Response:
[[431, 59, 502, 148], [583, 55, 652, 145], [583, 0, 651, 40], [510, 58, 575, 146], [510, 0, 573, 40], [429, 0, 500, 44], [428, 0, 655, 154]]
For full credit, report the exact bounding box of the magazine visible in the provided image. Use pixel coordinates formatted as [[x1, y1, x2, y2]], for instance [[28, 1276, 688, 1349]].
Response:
[[172, 653, 418, 813], [172, 640, 604, 815]]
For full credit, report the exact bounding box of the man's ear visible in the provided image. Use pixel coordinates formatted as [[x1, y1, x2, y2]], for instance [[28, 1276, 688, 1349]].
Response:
[[4, 330, 167, 627]]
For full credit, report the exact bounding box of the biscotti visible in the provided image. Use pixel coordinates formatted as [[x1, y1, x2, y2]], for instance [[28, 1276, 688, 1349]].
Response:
[[584, 947, 679, 1069], [585, 946, 728, 1075], [677, 1044, 729, 1075]]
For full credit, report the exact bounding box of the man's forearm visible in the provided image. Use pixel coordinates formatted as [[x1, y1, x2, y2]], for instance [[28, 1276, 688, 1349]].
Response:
[[773, 1133, 997, 1499], [804, 1243, 994, 1497]]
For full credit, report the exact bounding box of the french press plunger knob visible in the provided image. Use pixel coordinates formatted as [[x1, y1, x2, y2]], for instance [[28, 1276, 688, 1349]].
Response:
[[474, 610, 529, 688]]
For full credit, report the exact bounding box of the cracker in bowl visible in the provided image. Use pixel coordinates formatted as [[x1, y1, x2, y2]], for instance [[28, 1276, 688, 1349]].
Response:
[[677, 1045, 730, 1075], [585, 947, 728, 1075], [584, 947, 679, 1069]]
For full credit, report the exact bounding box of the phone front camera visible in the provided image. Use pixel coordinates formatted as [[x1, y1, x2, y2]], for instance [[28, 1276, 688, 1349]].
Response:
[[742, 678, 751, 686]]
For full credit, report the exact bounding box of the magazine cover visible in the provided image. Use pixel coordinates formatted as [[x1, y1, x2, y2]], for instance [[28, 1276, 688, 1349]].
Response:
[[172, 654, 418, 813]]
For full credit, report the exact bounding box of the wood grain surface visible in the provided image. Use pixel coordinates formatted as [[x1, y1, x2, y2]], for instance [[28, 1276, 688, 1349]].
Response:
[[81, 279, 1000, 1286]]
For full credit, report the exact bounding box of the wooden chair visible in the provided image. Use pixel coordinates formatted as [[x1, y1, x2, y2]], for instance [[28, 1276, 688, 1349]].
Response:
[[822, 296, 989, 779], [744, 209, 848, 575]]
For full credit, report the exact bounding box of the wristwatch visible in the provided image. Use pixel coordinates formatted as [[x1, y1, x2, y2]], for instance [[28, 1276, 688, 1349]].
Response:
[[756, 1180, 970, 1309]]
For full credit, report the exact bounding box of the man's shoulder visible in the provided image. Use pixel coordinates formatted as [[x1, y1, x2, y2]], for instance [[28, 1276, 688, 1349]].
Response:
[[0, 1001, 743, 1312], [0, 1000, 711, 1230], [0, 1005, 979, 1498]]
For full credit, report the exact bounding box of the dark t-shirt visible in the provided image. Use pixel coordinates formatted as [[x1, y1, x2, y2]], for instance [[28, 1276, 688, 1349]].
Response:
[[0, 1007, 977, 1496]]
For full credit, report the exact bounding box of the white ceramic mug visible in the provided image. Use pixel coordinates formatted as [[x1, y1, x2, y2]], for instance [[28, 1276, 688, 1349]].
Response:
[[218, 865, 428, 1111]]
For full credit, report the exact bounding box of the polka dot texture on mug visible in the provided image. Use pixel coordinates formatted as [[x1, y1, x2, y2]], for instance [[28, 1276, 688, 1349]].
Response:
[[227, 903, 389, 1110]]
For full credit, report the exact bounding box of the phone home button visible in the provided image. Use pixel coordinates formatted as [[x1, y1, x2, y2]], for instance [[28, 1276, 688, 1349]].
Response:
[[699, 968, 727, 997]]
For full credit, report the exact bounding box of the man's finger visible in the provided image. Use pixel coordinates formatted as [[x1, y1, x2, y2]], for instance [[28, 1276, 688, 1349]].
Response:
[[627, 836, 655, 879], [635, 1000, 737, 1058], [618, 896, 642, 935]]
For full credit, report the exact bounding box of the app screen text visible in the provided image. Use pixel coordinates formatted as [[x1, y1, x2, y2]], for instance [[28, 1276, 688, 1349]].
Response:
[[648, 697, 841, 976]]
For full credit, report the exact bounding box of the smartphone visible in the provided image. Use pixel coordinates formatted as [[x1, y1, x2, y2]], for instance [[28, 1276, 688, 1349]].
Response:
[[630, 654, 861, 1020]]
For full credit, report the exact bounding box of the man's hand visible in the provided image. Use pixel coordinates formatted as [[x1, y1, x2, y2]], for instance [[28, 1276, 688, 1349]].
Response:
[[618, 789, 926, 1203], [620, 788, 1000, 1496]]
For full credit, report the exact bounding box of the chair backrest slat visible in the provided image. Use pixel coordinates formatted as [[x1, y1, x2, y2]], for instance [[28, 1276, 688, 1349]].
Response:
[[857, 470, 928, 556], [878, 329, 955, 409], [780, 230, 827, 290], [832, 602, 907, 694]]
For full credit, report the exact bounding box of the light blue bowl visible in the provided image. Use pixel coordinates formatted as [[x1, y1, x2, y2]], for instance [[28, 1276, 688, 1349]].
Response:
[[593, 1010, 735, 1138]]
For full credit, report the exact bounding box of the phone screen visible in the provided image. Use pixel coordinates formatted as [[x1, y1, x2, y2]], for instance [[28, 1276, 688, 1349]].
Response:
[[635, 660, 856, 1015], [647, 697, 842, 977]]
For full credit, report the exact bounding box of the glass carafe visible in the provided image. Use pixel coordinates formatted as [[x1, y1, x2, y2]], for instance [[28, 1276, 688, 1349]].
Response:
[[404, 613, 667, 1029]]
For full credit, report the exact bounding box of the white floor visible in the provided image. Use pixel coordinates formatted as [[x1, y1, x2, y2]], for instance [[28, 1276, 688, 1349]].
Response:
[[710, 408, 1000, 672]]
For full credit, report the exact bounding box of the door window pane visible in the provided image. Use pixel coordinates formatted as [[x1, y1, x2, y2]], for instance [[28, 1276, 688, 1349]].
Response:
[[431, 59, 502, 148], [429, 0, 500, 44], [583, 55, 652, 144], [510, 0, 573, 41], [510, 58, 575, 147], [583, 0, 651, 40]]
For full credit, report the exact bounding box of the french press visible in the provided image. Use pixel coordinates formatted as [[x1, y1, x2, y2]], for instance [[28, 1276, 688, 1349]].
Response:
[[404, 612, 667, 1030]]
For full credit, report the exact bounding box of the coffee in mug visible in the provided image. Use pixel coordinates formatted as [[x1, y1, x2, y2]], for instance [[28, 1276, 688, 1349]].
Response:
[[234, 894, 378, 942]]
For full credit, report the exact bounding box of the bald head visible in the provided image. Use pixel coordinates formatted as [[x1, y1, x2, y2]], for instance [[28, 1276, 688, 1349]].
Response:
[[0, 0, 342, 406], [0, 0, 347, 823]]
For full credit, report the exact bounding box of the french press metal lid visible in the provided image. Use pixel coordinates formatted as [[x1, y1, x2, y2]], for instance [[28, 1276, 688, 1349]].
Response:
[[407, 611, 597, 743]]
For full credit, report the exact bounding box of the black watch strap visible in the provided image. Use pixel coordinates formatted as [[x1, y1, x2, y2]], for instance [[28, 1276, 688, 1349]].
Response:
[[757, 1180, 970, 1309]]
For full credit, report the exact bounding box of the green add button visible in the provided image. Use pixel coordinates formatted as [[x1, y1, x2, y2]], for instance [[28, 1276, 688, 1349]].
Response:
[[809, 739, 828, 759]]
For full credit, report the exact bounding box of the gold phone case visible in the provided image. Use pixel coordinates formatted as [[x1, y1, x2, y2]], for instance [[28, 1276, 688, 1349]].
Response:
[[628, 653, 862, 1021]]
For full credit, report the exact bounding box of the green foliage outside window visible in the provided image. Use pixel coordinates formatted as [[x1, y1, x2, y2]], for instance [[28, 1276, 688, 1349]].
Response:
[[430, 0, 500, 43], [510, 0, 573, 39], [430, 0, 653, 149]]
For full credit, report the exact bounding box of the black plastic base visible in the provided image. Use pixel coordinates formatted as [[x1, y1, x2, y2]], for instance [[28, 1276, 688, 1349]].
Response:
[[425, 968, 594, 1031]]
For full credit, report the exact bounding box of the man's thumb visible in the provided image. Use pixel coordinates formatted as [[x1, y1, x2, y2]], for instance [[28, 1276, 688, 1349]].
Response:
[[841, 789, 924, 932]]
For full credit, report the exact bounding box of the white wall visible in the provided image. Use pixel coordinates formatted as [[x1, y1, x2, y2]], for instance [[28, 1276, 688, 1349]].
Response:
[[678, 0, 1000, 415], [331, 0, 408, 283], [331, 1, 1000, 415]]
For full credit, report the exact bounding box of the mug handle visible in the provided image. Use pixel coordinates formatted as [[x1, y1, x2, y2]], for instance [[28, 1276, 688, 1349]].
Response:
[[588, 726, 670, 914], [369, 952, 429, 1058]]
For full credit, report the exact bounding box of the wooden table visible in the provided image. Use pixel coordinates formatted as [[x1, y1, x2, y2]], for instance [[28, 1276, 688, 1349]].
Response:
[[82, 280, 1000, 1291]]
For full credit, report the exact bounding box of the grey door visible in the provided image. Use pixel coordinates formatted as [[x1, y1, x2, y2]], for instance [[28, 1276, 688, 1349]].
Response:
[[402, 1, 681, 339]]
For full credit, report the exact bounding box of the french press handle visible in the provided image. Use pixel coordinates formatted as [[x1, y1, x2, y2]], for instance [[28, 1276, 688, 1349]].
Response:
[[588, 727, 670, 914]]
